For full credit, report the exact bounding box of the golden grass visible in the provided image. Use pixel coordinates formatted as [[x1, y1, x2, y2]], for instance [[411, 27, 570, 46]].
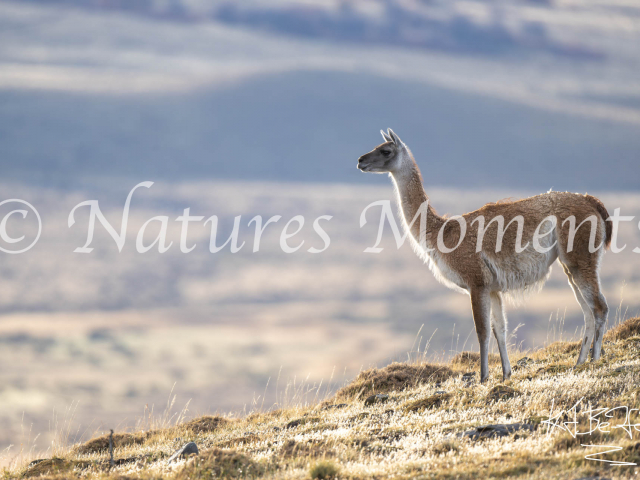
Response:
[[21, 458, 78, 478], [605, 316, 640, 341], [76, 432, 151, 455], [486, 385, 521, 402], [308, 460, 339, 479], [181, 416, 230, 434], [403, 392, 453, 412], [541, 340, 581, 355], [451, 351, 501, 368], [174, 448, 262, 480], [9, 316, 640, 480], [330, 362, 454, 402]]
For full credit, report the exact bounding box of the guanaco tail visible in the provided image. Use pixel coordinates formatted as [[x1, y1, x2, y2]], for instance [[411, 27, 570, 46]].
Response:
[[357, 129, 612, 383]]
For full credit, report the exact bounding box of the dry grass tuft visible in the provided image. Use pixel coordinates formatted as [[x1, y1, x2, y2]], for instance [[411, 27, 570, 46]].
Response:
[[332, 362, 454, 401], [175, 448, 263, 480], [486, 385, 521, 402], [404, 392, 452, 412], [542, 341, 581, 355], [620, 387, 640, 408], [535, 364, 570, 377], [451, 351, 500, 368], [432, 440, 459, 456], [553, 426, 609, 451], [183, 415, 230, 434], [605, 316, 640, 341], [309, 460, 340, 480], [76, 432, 151, 454], [624, 442, 640, 465], [216, 434, 262, 449], [75, 416, 228, 456], [22, 458, 80, 478], [279, 439, 332, 459]]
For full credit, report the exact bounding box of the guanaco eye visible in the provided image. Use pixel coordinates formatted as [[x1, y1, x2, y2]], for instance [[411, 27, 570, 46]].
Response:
[[381, 150, 391, 156]]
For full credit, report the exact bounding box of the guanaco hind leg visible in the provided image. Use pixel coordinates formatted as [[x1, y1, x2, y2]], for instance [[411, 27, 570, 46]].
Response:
[[490, 292, 512, 380]]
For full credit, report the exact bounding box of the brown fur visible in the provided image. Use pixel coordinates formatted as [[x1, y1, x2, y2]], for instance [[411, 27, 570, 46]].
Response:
[[585, 194, 612, 249]]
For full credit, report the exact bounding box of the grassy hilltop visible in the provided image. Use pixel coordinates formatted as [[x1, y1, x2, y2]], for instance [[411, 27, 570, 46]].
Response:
[[7, 317, 640, 480]]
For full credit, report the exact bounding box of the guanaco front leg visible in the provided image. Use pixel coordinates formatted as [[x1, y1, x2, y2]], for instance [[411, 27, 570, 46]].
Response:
[[470, 288, 492, 383]]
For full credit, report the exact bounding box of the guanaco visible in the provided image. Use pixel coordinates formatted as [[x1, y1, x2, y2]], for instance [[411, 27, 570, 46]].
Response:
[[357, 129, 611, 382]]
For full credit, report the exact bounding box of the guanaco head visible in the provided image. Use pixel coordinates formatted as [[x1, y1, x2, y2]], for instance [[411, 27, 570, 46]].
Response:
[[357, 128, 409, 174]]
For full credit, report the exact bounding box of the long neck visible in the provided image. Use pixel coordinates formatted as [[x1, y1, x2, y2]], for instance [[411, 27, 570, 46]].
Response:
[[390, 153, 442, 252]]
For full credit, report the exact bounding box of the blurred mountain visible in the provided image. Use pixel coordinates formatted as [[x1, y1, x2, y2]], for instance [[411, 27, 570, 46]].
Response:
[[2, 0, 640, 190], [2, 71, 640, 191], [18, 0, 612, 60]]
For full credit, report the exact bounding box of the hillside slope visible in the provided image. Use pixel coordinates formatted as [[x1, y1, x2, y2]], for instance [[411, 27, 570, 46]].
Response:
[[11, 317, 640, 479]]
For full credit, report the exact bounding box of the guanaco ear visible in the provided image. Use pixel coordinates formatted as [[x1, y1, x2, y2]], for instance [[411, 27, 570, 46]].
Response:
[[380, 129, 393, 143], [387, 128, 403, 147]]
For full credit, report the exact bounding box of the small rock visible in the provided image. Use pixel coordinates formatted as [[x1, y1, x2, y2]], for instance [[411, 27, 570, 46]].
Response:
[[377, 430, 405, 442], [527, 415, 549, 425], [461, 372, 475, 385], [167, 442, 198, 464], [462, 423, 535, 440], [487, 385, 521, 402], [404, 392, 452, 412], [516, 357, 535, 367], [322, 403, 348, 411], [536, 364, 570, 376], [285, 419, 302, 429], [435, 390, 447, 395], [272, 426, 281, 432], [364, 394, 389, 406], [348, 412, 370, 422]]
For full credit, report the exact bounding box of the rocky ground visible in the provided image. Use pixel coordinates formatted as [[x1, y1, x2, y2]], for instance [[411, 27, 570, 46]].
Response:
[[7, 317, 640, 480]]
